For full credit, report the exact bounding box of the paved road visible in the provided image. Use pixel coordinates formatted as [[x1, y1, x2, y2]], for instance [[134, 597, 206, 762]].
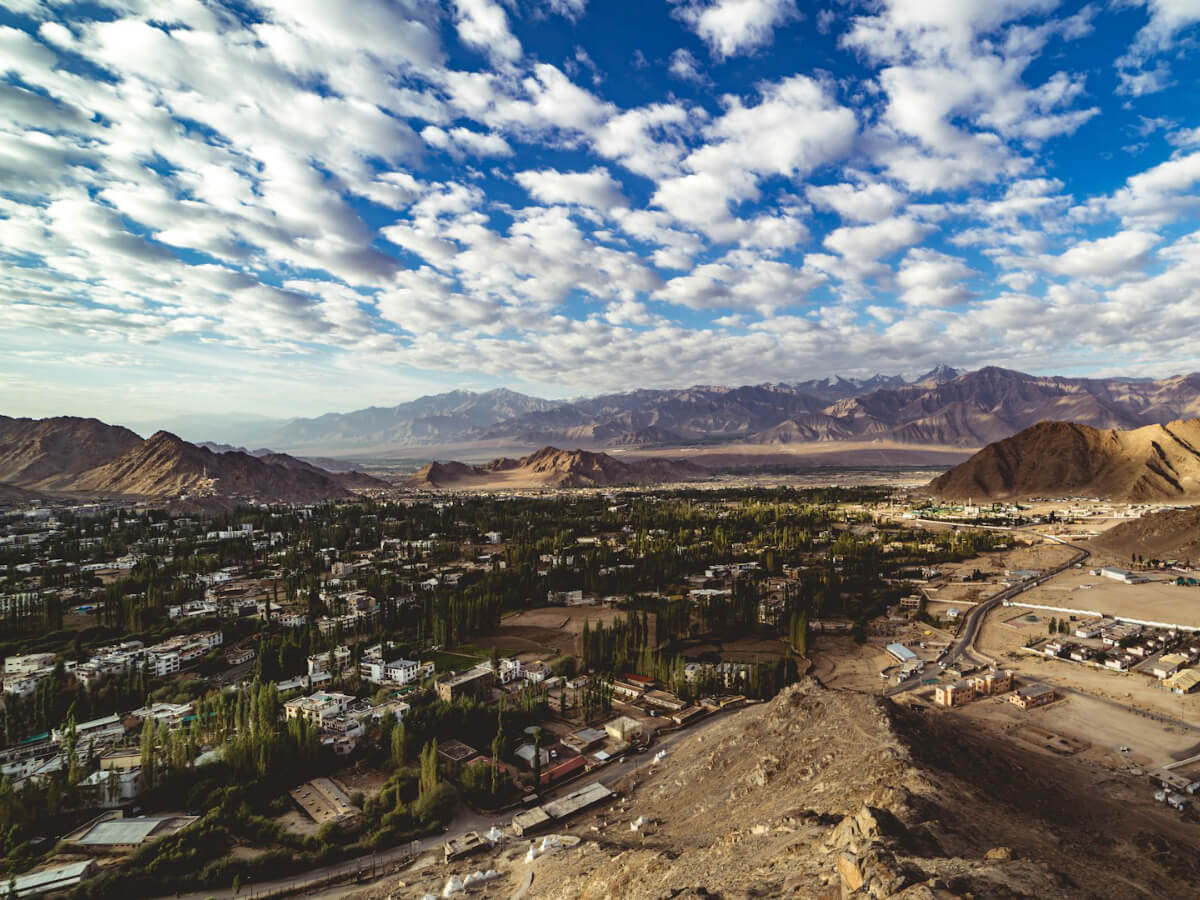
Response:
[[164, 705, 747, 900], [883, 522, 1090, 698]]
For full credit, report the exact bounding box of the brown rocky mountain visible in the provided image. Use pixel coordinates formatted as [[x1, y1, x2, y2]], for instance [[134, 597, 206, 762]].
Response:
[[176, 367, 1200, 455], [928, 419, 1200, 501], [471, 368, 1200, 452], [0, 415, 144, 487], [66, 431, 387, 501], [0, 417, 386, 501], [1090, 505, 1200, 562], [406, 446, 706, 489]]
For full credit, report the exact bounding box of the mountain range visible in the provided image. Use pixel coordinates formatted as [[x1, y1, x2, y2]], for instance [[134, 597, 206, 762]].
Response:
[[405, 446, 706, 489], [150, 366, 1200, 457], [0, 416, 386, 503], [928, 419, 1200, 501]]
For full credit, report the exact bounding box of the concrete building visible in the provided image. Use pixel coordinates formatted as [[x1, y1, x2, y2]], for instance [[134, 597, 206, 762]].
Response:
[[435, 666, 495, 703], [1153, 653, 1190, 680], [307, 645, 351, 676], [1164, 668, 1200, 694], [1010, 685, 1056, 710], [11, 859, 97, 897], [886, 642, 917, 664], [284, 691, 354, 726], [604, 716, 643, 744], [969, 669, 1013, 696], [934, 681, 975, 707]]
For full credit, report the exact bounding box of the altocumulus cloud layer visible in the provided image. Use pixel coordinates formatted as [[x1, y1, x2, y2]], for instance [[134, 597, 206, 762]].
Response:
[[2, 0, 1200, 419]]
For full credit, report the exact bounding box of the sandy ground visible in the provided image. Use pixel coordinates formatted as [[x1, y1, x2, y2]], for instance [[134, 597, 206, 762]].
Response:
[[1003, 568, 1200, 627], [473, 606, 624, 660], [954, 690, 1200, 771], [616, 440, 972, 468], [977, 602, 1200, 725]]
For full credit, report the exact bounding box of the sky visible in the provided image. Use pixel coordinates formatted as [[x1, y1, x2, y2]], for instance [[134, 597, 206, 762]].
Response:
[[2, 0, 1200, 425]]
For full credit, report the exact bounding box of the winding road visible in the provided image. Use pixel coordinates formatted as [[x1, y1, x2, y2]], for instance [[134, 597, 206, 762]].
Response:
[[884, 520, 1090, 697]]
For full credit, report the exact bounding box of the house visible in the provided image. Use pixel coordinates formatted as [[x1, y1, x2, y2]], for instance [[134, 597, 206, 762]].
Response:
[[284, 692, 353, 726], [492, 657, 523, 684], [604, 716, 643, 744], [612, 680, 646, 701], [1073, 617, 1112, 639], [1010, 685, 1056, 710], [1099, 566, 1147, 584], [643, 690, 687, 711], [899, 595, 923, 610], [886, 642, 917, 664], [81, 768, 142, 806], [435, 666, 495, 703], [360, 657, 427, 686], [515, 742, 552, 769], [11, 859, 98, 897], [225, 646, 255, 666], [1164, 668, 1200, 694], [968, 669, 1012, 696], [934, 681, 975, 707], [1153, 653, 1190, 680], [436, 739, 479, 771], [562, 727, 607, 753], [307, 645, 351, 676]]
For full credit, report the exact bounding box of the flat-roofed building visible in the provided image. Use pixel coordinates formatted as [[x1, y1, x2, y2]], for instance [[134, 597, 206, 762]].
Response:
[[1154, 652, 1191, 679], [435, 666, 494, 703], [934, 681, 975, 707], [1010, 685, 1056, 710], [604, 715, 643, 744], [284, 691, 353, 726], [886, 642, 917, 664], [1164, 668, 1200, 694], [11, 859, 97, 897]]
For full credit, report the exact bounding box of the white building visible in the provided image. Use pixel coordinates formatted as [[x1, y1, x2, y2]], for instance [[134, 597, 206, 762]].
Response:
[[284, 691, 354, 726], [307, 645, 352, 676]]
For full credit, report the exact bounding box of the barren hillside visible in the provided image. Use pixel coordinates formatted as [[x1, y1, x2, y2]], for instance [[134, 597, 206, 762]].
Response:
[[0, 415, 143, 487], [373, 681, 1200, 899], [929, 419, 1200, 501], [1090, 505, 1200, 562], [406, 446, 706, 489]]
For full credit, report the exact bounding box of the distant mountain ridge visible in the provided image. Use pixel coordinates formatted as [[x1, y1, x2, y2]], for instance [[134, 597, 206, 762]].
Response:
[[199, 365, 1200, 456], [406, 446, 706, 489], [0, 417, 385, 502], [263, 388, 559, 454], [928, 419, 1200, 501]]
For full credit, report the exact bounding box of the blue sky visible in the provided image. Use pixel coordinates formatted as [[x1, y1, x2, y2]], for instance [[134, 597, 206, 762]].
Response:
[[2, 0, 1200, 425]]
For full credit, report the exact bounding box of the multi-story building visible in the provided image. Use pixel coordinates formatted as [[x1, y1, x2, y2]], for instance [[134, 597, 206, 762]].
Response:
[[1010, 685, 1056, 710], [934, 681, 975, 707], [307, 645, 352, 676], [435, 666, 495, 703], [284, 692, 354, 727]]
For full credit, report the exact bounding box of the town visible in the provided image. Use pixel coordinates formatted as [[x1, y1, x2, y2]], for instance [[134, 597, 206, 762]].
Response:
[[4, 488, 1200, 897]]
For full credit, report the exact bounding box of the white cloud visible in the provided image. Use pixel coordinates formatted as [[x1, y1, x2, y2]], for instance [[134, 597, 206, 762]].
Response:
[[1105, 151, 1200, 227], [653, 75, 855, 239], [823, 216, 934, 267], [807, 181, 905, 223], [896, 248, 976, 306], [1117, 0, 1200, 95], [514, 167, 627, 211], [672, 0, 799, 58], [668, 48, 707, 84], [420, 125, 513, 159], [451, 0, 522, 64], [1042, 230, 1160, 280]]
